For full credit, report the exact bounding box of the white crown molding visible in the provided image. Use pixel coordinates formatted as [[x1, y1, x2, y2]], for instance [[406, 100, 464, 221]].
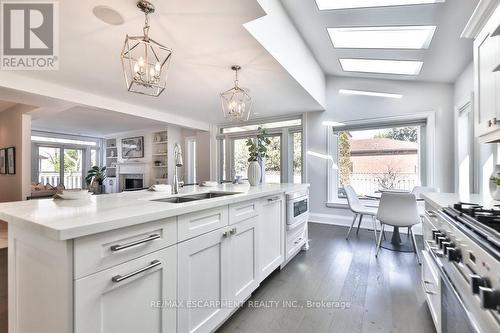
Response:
[[462, 0, 500, 38]]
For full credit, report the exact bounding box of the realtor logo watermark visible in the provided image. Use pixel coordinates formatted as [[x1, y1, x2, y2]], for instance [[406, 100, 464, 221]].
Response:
[[1, 1, 59, 70]]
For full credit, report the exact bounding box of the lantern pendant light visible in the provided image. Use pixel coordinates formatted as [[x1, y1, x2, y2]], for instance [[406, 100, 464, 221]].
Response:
[[220, 65, 252, 121], [120, 0, 173, 97]]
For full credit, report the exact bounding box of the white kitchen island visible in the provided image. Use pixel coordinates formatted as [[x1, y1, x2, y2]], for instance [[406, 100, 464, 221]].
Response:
[[0, 183, 309, 333]]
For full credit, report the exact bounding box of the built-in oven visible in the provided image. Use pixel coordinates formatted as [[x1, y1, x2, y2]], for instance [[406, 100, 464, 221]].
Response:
[[286, 190, 309, 230]]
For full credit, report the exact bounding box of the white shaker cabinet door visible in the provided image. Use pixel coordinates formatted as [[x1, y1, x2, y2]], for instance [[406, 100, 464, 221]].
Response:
[[258, 196, 283, 281], [177, 227, 231, 333], [74, 246, 177, 333], [228, 215, 259, 304]]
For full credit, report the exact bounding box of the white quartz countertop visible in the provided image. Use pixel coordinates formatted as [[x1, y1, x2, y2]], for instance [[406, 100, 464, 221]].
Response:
[[0, 183, 309, 240], [422, 192, 500, 210]]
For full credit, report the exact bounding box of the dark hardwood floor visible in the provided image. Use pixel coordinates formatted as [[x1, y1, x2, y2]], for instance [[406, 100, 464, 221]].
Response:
[[217, 222, 436, 333]]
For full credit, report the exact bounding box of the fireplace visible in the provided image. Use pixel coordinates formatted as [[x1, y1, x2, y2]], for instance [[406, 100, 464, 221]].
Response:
[[120, 173, 145, 191], [124, 178, 143, 191]]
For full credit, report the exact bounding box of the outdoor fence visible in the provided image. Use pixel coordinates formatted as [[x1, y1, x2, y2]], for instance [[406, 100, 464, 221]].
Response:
[[39, 172, 83, 189]]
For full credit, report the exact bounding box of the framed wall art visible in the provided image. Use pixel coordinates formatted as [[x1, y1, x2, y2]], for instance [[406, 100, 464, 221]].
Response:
[[7, 147, 15, 175], [121, 136, 144, 159], [0, 149, 6, 174]]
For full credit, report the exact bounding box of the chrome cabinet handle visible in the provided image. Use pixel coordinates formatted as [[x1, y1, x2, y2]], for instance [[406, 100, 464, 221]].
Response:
[[267, 196, 281, 202], [426, 210, 436, 218], [111, 260, 161, 283], [230, 227, 237, 235], [222, 230, 230, 238], [110, 233, 161, 252], [422, 281, 437, 295]]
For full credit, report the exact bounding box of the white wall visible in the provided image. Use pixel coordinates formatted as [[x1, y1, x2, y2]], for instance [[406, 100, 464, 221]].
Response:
[[0, 104, 33, 202], [307, 76, 455, 226], [453, 62, 499, 197]]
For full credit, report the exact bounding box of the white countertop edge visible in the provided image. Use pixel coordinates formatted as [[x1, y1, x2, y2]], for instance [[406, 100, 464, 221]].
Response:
[[0, 184, 309, 241], [421, 192, 500, 210]]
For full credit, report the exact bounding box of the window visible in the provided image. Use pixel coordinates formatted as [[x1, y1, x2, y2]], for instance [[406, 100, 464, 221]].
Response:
[[292, 132, 302, 183], [264, 135, 281, 183], [33, 132, 103, 189], [232, 137, 252, 180], [328, 119, 434, 203], [218, 117, 303, 184], [185, 137, 197, 184]]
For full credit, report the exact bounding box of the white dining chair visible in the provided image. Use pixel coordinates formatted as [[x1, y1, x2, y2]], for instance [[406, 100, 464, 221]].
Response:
[[410, 186, 438, 199], [344, 185, 379, 243], [375, 192, 421, 264]]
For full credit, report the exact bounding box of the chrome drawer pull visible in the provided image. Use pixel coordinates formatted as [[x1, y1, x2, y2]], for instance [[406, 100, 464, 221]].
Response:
[[267, 196, 280, 202], [426, 210, 436, 218], [230, 227, 237, 235], [110, 233, 161, 252], [111, 260, 161, 283], [422, 281, 437, 295]]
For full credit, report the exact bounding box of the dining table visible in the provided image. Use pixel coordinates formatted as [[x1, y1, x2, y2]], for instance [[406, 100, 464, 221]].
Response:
[[363, 191, 425, 253]]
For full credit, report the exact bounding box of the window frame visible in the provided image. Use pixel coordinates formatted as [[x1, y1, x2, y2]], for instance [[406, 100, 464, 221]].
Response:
[[217, 115, 304, 184], [326, 113, 435, 206], [32, 131, 104, 188]]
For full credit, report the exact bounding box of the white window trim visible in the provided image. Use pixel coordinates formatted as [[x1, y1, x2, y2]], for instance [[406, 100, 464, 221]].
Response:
[[454, 94, 478, 193], [326, 112, 436, 206], [216, 115, 304, 183], [31, 131, 105, 188]]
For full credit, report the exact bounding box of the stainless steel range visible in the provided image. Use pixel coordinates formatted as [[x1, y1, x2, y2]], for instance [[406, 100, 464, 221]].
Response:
[[422, 202, 500, 333]]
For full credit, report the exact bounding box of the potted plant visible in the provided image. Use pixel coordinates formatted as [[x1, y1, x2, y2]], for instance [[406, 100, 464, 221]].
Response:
[[246, 127, 270, 186], [86, 166, 107, 194]]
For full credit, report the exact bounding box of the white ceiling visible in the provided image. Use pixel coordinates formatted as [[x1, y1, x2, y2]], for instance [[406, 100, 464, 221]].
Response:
[[280, 0, 479, 82], [31, 106, 171, 137], [12, 0, 324, 125]]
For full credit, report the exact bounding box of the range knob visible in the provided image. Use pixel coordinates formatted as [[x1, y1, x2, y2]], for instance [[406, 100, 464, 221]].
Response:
[[447, 247, 462, 263], [441, 242, 454, 254], [479, 287, 500, 311], [437, 236, 448, 249], [470, 274, 489, 294], [433, 230, 443, 242]]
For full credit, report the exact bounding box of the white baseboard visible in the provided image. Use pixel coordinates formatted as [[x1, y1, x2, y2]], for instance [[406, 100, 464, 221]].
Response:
[[308, 212, 422, 235]]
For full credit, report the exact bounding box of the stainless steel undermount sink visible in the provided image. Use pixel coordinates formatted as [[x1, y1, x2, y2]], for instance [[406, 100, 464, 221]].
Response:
[[152, 191, 240, 204]]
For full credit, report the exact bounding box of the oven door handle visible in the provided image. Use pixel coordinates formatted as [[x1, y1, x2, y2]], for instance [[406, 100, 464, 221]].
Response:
[[427, 249, 483, 333]]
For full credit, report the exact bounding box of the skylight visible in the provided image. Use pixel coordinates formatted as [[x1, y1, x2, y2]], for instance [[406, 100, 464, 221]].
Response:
[[316, 0, 445, 10], [328, 26, 436, 49], [339, 89, 403, 99], [339, 59, 423, 75]]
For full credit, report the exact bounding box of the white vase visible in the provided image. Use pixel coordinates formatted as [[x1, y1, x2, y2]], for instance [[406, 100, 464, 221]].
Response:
[[247, 161, 261, 186]]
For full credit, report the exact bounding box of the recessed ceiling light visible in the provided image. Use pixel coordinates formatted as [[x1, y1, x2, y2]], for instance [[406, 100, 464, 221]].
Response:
[[93, 5, 124, 26], [339, 59, 423, 75], [328, 26, 436, 49], [339, 89, 403, 99], [315, 0, 445, 10]]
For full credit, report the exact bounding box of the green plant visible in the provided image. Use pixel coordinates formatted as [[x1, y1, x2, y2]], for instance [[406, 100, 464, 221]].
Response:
[[246, 127, 271, 162], [85, 166, 107, 185], [496, 177, 500, 186]]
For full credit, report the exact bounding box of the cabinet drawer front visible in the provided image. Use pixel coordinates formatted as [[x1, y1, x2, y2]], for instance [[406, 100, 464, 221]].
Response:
[[286, 224, 306, 259], [229, 200, 259, 225], [178, 206, 229, 241], [74, 217, 177, 279], [422, 250, 441, 332], [75, 246, 177, 333]]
